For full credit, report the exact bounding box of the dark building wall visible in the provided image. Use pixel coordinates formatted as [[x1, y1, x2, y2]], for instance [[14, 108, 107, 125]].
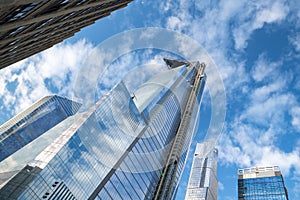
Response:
[[0, 0, 132, 69]]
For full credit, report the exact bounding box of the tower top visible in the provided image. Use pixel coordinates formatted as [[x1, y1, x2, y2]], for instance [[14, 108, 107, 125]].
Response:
[[163, 58, 189, 69], [238, 166, 281, 179]]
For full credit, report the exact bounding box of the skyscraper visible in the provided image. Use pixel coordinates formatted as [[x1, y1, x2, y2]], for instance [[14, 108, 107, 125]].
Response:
[[0, 95, 81, 162], [0, 0, 132, 69], [238, 166, 289, 200], [185, 143, 218, 200], [0, 59, 206, 199]]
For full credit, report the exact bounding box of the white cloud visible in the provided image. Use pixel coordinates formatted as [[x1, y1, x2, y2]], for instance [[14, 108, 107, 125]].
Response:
[[241, 93, 295, 125], [161, 1, 298, 177], [0, 39, 93, 120], [161, 0, 290, 97], [222, 59, 300, 172], [290, 106, 300, 131], [254, 1, 288, 27], [252, 54, 282, 82], [233, 1, 289, 49], [0, 40, 174, 121], [219, 120, 300, 176], [218, 181, 224, 191], [166, 16, 183, 31], [0, 0, 299, 197], [258, 147, 300, 176], [251, 81, 284, 102], [289, 33, 300, 52], [164, 0, 290, 51], [218, 134, 251, 167], [293, 182, 300, 199]]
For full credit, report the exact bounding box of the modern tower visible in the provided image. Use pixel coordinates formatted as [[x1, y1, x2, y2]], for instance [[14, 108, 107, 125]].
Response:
[[0, 95, 81, 162], [238, 166, 289, 200], [0, 0, 132, 69], [0, 59, 206, 199], [185, 143, 218, 200]]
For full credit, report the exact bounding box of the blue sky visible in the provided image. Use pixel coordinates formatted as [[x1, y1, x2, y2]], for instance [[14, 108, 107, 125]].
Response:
[[1, 0, 300, 199]]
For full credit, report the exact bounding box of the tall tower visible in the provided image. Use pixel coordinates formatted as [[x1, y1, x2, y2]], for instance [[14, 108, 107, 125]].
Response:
[[238, 166, 289, 199], [0, 95, 81, 162], [185, 143, 218, 200], [153, 60, 206, 200], [0, 0, 132, 69], [0, 59, 206, 199]]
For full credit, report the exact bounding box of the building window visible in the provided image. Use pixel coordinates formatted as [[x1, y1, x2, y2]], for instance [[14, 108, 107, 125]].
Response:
[[9, 26, 26, 36], [41, 0, 71, 15], [7, 45, 18, 54], [60, 12, 77, 21], [52, 24, 65, 31], [6, 2, 41, 23], [60, 0, 71, 6], [7, 38, 22, 47], [1, 25, 28, 39], [36, 17, 56, 29], [75, 0, 89, 6], [79, 8, 93, 15]]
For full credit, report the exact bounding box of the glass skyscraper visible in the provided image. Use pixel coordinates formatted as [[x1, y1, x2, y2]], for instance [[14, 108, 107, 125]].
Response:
[[0, 95, 81, 162], [185, 143, 218, 200], [238, 166, 289, 200], [0, 59, 206, 199]]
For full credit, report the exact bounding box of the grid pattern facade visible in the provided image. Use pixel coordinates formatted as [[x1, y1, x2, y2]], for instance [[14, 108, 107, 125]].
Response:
[[154, 63, 206, 200], [0, 95, 81, 162], [41, 181, 76, 200], [13, 82, 145, 199], [238, 166, 289, 200], [0, 0, 132, 69], [0, 165, 42, 199], [185, 146, 218, 200], [0, 63, 205, 199], [95, 84, 185, 200]]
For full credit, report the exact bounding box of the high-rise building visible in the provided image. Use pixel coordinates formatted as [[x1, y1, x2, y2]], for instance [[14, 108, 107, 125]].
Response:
[[238, 166, 289, 200], [185, 143, 218, 200], [0, 0, 132, 69], [0, 59, 206, 199], [0, 95, 81, 162]]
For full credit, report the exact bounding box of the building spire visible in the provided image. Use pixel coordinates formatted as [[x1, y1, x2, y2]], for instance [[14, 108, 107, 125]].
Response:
[[163, 58, 189, 69]]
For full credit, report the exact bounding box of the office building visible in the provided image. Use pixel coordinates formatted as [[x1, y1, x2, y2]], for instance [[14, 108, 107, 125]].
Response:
[[185, 143, 218, 200], [0, 0, 132, 69], [0, 95, 81, 162], [0, 59, 206, 199], [238, 166, 289, 199]]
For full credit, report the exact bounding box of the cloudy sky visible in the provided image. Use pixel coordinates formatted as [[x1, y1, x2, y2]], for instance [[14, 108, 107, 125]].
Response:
[[1, 0, 300, 199]]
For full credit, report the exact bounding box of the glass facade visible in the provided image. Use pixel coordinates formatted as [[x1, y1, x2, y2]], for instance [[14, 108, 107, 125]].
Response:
[[238, 166, 289, 200], [0, 61, 206, 199], [185, 144, 218, 200], [153, 62, 206, 200], [0, 95, 81, 162]]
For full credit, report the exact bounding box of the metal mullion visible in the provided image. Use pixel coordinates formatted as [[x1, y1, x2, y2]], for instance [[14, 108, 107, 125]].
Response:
[[122, 160, 146, 196], [150, 118, 166, 148], [114, 173, 133, 200], [117, 169, 140, 199], [149, 125, 165, 151], [101, 187, 113, 200], [130, 143, 153, 181], [136, 140, 160, 178], [126, 154, 149, 189], [107, 179, 124, 200]]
